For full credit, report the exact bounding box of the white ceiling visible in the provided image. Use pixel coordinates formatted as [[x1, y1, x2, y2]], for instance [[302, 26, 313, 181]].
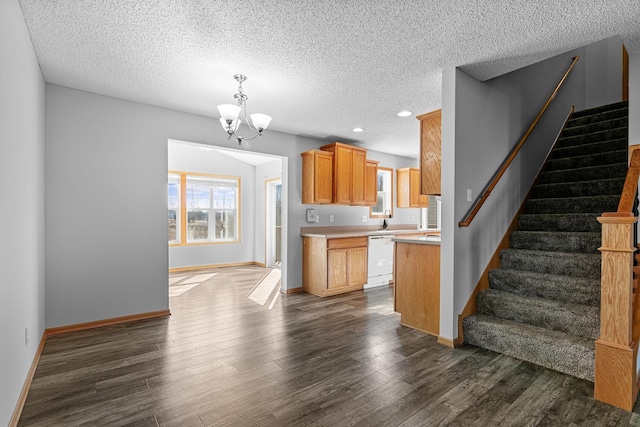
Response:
[[18, 0, 640, 158]]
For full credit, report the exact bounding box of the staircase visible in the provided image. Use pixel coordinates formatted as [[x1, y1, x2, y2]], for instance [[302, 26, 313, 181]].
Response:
[[463, 101, 629, 381]]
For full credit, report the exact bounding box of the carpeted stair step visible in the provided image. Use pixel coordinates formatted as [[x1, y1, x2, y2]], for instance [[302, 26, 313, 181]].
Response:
[[500, 249, 600, 278], [550, 138, 628, 160], [538, 163, 628, 185], [544, 149, 627, 171], [561, 117, 628, 138], [525, 194, 619, 214], [555, 127, 627, 149], [571, 101, 628, 119], [463, 314, 595, 381], [566, 106, 628, 128], [510, 231, 600, 253], [488, 269, 600, 306], [518, 212, 602, 232], [531, 177, 625, 199], [476, 289, 600, 340]]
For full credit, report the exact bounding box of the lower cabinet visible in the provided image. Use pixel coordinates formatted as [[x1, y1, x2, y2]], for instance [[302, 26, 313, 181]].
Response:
[[303, 236, 368, 297]]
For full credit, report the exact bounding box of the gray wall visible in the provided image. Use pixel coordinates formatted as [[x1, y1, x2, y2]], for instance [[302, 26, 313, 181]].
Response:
[[168, 142, 260, 269], [45, 84, 419, 327], [631, 53, 640, 148], [0, 0, 46, 424], [440, 37, 623, 341]]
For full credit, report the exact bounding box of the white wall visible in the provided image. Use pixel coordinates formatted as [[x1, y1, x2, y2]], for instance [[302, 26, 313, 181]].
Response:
[[441, 37, 623, 341], [0, 0, 46, 424], [45, 84, 419, 327], [630, 53, 640, 148]]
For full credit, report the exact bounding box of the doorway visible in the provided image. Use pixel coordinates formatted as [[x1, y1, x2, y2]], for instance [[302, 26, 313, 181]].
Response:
[[265, 178, 282, 268]]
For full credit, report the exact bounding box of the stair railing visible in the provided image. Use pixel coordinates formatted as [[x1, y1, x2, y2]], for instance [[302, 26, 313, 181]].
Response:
[[595, 148, 640, 411], [459, 56, 580, 227]]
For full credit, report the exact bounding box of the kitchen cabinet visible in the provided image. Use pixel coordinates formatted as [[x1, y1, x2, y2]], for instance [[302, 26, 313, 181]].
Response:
[[303, 236, 368, 297], [301, 150, 333, 204], [397, 167, 429, 208], [365, 159, 379, 206], [320, 142, 367, 205], [394, 239, 440, 335], [417, 109, 442, 195]]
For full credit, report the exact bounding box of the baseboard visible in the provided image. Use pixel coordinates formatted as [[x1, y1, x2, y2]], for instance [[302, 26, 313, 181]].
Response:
[[9, 331, 46, 427], [46, 309, 171, 336], [437, 336, 456, 348], [169, 261, 262, 273], [285, 287, 303, 294]]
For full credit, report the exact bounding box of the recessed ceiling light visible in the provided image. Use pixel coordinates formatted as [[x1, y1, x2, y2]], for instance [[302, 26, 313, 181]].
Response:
[[352, 127, 365, 132], [397, 110, 413, 117]]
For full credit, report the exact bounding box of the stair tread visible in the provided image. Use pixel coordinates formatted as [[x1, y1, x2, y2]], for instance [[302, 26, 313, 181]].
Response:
[[489, 269, 600, 306], [477, 289, 599, 339], [463, 314, 595, 381]]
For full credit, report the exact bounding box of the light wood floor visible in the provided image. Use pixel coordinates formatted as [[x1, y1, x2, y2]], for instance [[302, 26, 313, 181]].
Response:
[[18, 266, 640, 426]]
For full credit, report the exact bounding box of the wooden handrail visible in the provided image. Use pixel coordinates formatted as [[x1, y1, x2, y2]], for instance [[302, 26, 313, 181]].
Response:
[[617, 149, 640, 213], [459, 55, 580, 227]]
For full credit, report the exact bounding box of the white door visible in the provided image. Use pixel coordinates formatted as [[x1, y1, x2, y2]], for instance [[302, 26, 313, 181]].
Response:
[[265, 179, 282, 268]]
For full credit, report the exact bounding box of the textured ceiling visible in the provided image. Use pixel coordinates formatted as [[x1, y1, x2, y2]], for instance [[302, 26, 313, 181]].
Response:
[[18, 0, 640, 158]]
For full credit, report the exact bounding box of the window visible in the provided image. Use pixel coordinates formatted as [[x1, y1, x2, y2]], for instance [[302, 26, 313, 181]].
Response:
[[370, 166, 393, 218], [168, 172, 240, 245], [168, 174, 181, 244]]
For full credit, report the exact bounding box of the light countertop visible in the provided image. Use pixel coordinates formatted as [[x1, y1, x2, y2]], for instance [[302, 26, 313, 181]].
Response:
[[300, 225, 440, 239], [392, 235, 441, 245]]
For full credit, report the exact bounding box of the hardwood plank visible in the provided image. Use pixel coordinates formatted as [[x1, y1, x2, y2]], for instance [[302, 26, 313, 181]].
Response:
[[16, 265, 640, 427]]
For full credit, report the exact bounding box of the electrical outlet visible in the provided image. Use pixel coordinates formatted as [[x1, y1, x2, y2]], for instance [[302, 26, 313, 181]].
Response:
[[467, 189, 473, 202], [25, 327, 28, 346], [329, 215, 334, 223], [361, 215, 367, 223], [411, 215, 416, 221]]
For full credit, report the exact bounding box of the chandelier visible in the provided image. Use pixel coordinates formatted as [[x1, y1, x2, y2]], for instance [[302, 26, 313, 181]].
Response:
[[217, 74, 272, 145]]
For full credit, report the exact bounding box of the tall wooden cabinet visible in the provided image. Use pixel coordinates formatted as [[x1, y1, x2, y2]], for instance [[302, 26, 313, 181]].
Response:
[[397, 167, 429, 208], [416, 109, 442, 195]]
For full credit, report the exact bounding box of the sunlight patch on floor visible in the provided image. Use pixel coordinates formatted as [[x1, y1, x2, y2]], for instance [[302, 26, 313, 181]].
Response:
[[169, 272, 219, 297], [247, 269, 281, 308]]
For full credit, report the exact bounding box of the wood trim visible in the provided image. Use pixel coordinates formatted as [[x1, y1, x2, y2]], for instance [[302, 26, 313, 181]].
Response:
[[459, 56, 580, 227], [436, 336, 456, 348], [454, 106, 575, 345], [286, 287, 303, 294], [369, 166, 394, 218], [169, 261, 262, 273], [617, 149, 640, 213], [46, 310, 171, 336], [624, 44, 629, 102], [9, 331, 47, 427]]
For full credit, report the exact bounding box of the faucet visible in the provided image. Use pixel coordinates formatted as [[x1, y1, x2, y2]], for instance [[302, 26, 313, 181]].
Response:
[[382, 209, 391, 230]]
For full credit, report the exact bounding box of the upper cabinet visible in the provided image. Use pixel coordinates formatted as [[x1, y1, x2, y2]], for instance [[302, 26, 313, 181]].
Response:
[[416, 109, 442, 196], [365, 159, 379, 206], [397, 167, 429, 208], [301, 150, 333, 204], [320, 142, 368, 205], [302, 142, 377, 206]]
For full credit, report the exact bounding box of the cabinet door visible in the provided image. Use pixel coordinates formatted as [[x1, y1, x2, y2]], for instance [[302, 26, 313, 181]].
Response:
[[334, 146, 353, 204], [419, 110, 442, 196], [348, 246, 368, 286], [397, 168, 410, 208], [315, 152, 334, 203], [301, 150, 333, 204], [410, 169, 429, 208], [351, 149, 366, 205], [327, 249, 348, 289], [364, 160, 378, 205]]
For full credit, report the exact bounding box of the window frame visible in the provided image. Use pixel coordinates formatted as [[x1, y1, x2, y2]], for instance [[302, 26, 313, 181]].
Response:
[[169, 170, 241, 246], [369, 166, 394, 218]]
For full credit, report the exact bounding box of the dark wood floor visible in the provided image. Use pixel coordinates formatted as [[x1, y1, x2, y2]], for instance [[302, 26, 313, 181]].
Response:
[[18, 266, 640, 426]]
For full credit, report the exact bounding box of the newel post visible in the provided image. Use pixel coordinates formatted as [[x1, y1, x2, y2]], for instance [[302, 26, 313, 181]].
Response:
[[595, 213, 638, 410]]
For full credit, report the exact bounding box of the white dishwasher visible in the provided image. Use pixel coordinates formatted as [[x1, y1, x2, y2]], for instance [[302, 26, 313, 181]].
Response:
[[365, 235, 394, 289]]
